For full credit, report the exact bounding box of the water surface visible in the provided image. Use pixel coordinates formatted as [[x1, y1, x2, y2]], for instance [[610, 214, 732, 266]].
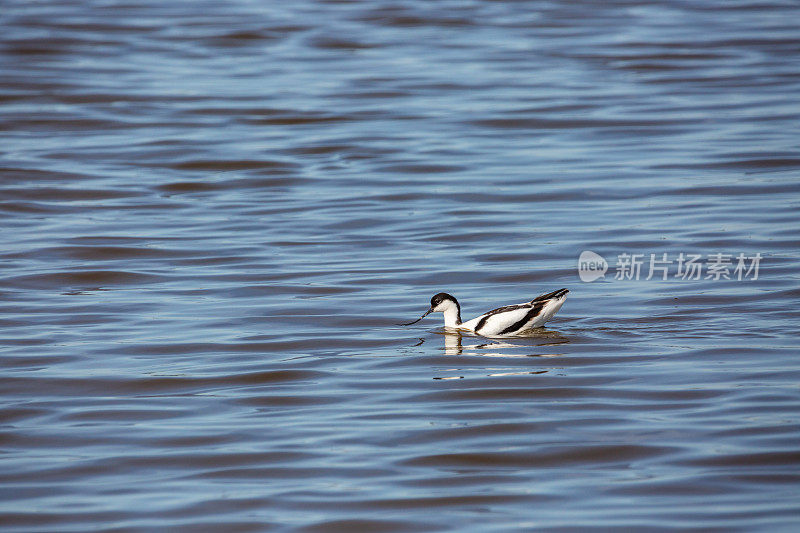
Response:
[[1, 1, 800, 531]]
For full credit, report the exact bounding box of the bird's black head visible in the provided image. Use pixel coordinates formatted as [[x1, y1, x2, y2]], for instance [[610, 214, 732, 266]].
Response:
[[431, 292, 457, 309], [398, 292, 460, 327]]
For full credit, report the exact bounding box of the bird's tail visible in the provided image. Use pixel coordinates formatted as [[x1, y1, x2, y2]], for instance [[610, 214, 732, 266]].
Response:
[[531, 288, 569, 303]]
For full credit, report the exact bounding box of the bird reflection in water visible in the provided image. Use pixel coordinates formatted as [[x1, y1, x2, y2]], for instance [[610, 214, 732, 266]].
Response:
[[441, 329, 569, 356], [424, 329, 570, 380]]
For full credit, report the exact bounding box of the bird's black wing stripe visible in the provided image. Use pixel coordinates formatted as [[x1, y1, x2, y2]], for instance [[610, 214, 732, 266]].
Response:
[[474, 303, 528, 333], [498, 301, 547, 335]]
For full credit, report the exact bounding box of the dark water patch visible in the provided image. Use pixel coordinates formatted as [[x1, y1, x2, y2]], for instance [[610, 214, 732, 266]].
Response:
[[421, 231, 524, 244], [197, 466, 350, 481], [181, 106, 287, 117], [66, 235, 178, 245], [308, 36, 379, 51], [154, 177, 313, 194], [1, 38, 87, 56], [1, 270, 163, 289], [0, 166, 93, 182], [1, 452, 328, 483], [206, 29, 283, 48], [234, 394, 344, 408], [680, 451, 800, 469], [655, 159, 800, 171], [2, 117, 161, 132], [388, 421, 556, 446], [157, 180, 231, 193], [0, 407, 50, 424], [0, 186, 142, 202], [448, 188, 640, 204], [296, 518, 434, 533], [322, 217, 395, 231], [331, 89, 410, 100], [152, 434, 240, 448], [0, 354, 78, 369], [363, 493, 536, 510], [356, 6, 474, 29], [22, 245, 191, 262], [61, 408, 188, 422], [284, 143, 358, 155], [376, 163, 465, 174], [2, 369, 330, 397], [167, 159, 299, 173], [240, 112, 354, 126], [469, 116, 691, 130], [0, 512, 131, 531], [403, 444, 677, 469], [0, 201, 69, 214], [606, 477, 743, 497], [412, 384, 723, 404], [509, 103, 598, 114], [110, 337, 394, 356]]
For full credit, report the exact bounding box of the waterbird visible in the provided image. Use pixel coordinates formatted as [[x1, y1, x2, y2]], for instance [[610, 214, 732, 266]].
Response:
[[399, 288, 568, 337]]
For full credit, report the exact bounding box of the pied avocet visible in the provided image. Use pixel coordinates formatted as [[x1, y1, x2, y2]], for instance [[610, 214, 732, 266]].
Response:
[[400, 288, 568, 337]]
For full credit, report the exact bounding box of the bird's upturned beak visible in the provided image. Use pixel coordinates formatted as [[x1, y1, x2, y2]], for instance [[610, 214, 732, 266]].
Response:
[[398, 307, 432, 326]]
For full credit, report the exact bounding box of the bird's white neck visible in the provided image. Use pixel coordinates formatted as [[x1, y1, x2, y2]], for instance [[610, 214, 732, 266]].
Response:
[[442, 305, 462, 328]]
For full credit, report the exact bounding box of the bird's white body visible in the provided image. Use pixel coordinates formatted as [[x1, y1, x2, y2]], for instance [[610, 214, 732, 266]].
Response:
[[402, 288, 568, 337]]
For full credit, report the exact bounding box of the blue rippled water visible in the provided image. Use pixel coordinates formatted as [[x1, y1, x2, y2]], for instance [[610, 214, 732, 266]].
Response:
[[1, 1, 799, 531]]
